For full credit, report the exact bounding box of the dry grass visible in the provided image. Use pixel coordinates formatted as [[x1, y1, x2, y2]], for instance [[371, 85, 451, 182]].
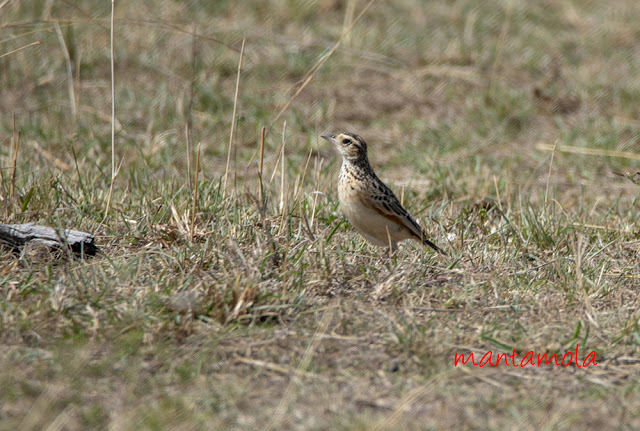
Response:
[[2, 0, 640, 429]]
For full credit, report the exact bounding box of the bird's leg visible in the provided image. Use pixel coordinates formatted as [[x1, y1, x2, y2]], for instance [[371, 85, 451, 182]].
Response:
[[385, 226, 395, 254], [376, 247, 392, 266], [381, 240, 397, 259]]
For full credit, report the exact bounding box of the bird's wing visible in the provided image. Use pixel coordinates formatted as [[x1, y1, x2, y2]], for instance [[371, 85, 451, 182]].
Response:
[[359, 177, 446, 255], [358, 178, 424, 238]]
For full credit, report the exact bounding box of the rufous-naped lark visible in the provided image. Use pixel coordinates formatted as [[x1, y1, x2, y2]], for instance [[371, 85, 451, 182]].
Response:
[[321, 132, 445, 255]]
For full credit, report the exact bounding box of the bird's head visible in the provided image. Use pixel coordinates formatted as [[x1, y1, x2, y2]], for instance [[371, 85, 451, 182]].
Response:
[[321, 132, 368, 162]]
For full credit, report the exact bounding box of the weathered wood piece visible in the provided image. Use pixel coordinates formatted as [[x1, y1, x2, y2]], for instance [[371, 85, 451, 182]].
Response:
[[0, 223, 98, 256]]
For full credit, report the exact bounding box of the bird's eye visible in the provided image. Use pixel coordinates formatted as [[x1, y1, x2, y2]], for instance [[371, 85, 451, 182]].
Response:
[[341, 138, 351, 145]]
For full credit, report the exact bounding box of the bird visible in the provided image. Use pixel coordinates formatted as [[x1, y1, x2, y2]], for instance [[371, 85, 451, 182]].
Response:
[[321, 132, 446, 255]]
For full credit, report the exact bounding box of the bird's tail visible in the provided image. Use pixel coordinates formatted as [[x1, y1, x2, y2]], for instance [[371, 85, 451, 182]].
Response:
[[421, 231, 447, 256]]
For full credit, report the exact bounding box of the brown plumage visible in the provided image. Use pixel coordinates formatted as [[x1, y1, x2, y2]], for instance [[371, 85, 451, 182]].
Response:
[[321, 132, 445, 255]]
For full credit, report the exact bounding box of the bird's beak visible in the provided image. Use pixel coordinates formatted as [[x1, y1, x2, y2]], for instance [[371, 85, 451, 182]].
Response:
[[321, 134, 336, 143]]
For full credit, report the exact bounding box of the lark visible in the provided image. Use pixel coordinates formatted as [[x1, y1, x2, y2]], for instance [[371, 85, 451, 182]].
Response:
[[321, 132, 445, 255]]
